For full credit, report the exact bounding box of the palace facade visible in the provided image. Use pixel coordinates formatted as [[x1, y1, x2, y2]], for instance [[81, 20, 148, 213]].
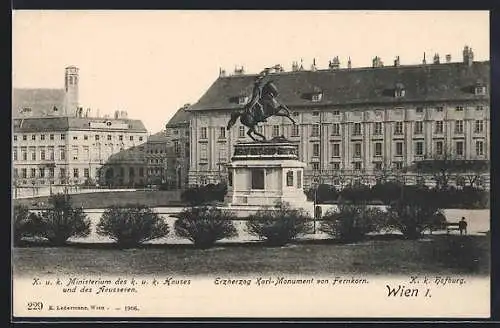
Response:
[[12, 67, 148, 191], [186, 46, 490, 189]]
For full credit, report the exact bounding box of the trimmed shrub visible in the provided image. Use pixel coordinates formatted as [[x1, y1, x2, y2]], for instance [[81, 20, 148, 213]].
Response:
[[13, 205, 41, 246], [174, 206, 237, 248], [320, 204, 388, 242], [246, 202, 313, 246], [371, 182, 402, 205], [180, 182, 228, 205], [97, 205, 169, 248], [340, 184, 372, 204], [306, 184, 340, 203], [37, 194, 91, 246], [387, 197, 444, 240]]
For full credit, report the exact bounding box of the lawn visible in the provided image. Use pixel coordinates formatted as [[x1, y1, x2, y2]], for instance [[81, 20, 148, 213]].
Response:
[[13, 190, 184, 209], [12, 235, 489, 277]]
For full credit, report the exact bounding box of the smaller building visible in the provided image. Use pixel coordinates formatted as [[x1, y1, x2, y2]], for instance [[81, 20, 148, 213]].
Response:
[[165, 104, 191, 190], [98, 146, 146, 187], [144, 131, 169, 186]]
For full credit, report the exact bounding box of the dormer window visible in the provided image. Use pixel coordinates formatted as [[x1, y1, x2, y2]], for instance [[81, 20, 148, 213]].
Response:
[[311, 93, 323, 102], [475, 84, 487, 95], [238, 96, 249, 105], [394, 83, 405, 98]]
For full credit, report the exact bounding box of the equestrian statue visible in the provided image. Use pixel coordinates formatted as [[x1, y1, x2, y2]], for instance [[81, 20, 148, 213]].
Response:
[[226, 64, 297, 141]]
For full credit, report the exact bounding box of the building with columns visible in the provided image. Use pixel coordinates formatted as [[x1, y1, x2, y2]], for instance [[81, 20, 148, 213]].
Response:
[[186, 46, 490, 189]]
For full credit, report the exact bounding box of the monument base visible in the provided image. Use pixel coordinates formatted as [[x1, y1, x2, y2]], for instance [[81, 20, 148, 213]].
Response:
[[224, 138, 313, 218]]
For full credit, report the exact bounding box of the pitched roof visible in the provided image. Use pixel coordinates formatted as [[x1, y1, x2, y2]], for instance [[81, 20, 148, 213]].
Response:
[[13, 117, 148, 133], [166, 106, 190, 127], [189, 61, 490, 111], [147, 131, 168, 142], [105, 146, 145, 164], [12, 88, 66, 117]]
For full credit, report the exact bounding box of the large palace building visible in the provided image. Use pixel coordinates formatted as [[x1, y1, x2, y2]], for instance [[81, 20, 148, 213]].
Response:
[[187, 46, 490, 189], [12, 67, 148, 194]]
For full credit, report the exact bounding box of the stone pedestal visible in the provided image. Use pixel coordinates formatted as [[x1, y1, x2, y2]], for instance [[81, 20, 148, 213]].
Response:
[[224, 137, 312, 217]]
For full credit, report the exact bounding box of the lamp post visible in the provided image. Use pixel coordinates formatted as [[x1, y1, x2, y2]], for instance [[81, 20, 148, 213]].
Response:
[[31, 179, 36, 197], [312, 170, 319, 234]]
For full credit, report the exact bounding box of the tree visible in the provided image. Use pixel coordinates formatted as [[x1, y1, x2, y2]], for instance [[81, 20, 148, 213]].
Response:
[[454, 160, 489, 188], [387, 188, 445, 239], [373, 163, 393, 185], [97, 205, 169, 248], [246, 201, 312, 246], [174, 206, 237, 248], [411, 147, 489, 191], [37, 193, 91, 246]]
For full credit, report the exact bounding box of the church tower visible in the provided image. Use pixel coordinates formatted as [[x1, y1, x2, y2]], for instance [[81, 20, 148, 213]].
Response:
[[63, 66, 79, 116]]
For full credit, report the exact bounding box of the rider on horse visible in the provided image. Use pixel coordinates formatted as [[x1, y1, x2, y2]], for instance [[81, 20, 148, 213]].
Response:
[[226, 65, 295, 141], [246, 66, 279, 122]]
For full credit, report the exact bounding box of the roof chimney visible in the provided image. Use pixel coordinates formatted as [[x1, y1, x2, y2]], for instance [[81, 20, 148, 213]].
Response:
[[114, 110, 120, 119], [422, 52, 427, 65], [329, 56, 340, 70], [299, 58, 304, 71], [347, 57, 352, 69], [233, 65, 245, 75], [433, 53, 440, 64], [219, 67, 227, 77], [393, 56, 400, 67], [445, 54, 452, 63], [310, 58, 317, 71], [372, 56, 384, 68], [463, 45, 474, 66]]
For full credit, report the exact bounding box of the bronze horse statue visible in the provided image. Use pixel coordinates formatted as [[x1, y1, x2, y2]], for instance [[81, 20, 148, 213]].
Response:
[[226, 65, 297, 141]]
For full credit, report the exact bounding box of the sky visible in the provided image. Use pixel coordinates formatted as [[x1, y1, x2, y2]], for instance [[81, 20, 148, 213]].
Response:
[[12, 10, 489, 134]]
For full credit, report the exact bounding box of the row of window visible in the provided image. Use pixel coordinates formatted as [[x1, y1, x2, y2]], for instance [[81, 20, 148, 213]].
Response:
[[287, 105, 486, 118], [13, 146, 94, 162], [166, 129, 190, 137], [202, 120, 486, 140], [311, 140, 485, 158], [14, 167, 151, 180], [301, 106, 485, 117], [13, 134, 144, 142], [14, 167, 91, 179], [149, 158, 164, 164], [311, 161, 403, 171]]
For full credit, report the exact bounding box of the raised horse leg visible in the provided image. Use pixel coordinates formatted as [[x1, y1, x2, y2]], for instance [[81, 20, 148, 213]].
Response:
[[274, 108, 296, 125]]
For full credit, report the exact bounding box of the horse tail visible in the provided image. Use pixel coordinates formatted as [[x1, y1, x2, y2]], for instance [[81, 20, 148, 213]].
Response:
[[227, 111, 241, 130]]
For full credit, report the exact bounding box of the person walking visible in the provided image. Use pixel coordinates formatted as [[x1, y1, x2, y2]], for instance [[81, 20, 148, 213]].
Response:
[[458, 217, 468, 235]]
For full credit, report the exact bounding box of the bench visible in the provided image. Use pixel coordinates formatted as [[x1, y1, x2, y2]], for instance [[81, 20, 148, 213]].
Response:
[[444, 222, 461, 234]]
